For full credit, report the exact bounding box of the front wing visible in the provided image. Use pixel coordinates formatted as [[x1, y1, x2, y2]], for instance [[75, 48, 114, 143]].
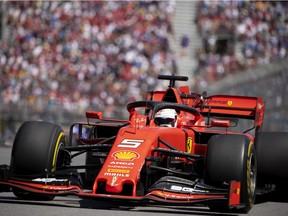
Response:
[[0, 166, 241, 208]]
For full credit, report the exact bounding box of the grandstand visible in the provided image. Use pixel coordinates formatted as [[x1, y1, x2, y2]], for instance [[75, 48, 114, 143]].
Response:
[[193, 1, 288, 91], [0, 1, 176, 119], [0, 0, 288, 142]]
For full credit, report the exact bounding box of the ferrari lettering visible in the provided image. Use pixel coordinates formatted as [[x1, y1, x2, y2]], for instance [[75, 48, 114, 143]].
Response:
[[117, 139, 144, 148], [206, 99, 228, 105]]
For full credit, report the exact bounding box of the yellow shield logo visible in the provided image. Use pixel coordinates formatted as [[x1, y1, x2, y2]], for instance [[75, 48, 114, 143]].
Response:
[[186, 137, 193, 153], [112, 151, 139, 161]]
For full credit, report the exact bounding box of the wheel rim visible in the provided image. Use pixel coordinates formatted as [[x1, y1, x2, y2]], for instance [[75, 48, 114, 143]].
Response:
[[249, 152, 256, 195]]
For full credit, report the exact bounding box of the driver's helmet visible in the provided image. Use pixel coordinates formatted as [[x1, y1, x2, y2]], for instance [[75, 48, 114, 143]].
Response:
[[154, 109, 177, 127]]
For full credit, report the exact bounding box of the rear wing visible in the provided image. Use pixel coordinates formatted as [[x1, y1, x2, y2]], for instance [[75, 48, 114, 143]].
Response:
[[195, 95, 265, 127]]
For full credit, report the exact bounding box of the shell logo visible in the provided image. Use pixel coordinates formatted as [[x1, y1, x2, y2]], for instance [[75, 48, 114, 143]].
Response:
[[228, 101, 233, 105], [112, 151, 139, 161]]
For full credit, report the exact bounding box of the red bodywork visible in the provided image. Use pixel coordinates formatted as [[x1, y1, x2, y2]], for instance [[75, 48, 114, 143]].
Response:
[[0, 75, 264, 209]]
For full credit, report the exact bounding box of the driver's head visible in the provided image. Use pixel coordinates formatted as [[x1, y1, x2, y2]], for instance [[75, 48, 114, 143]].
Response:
[[154, 109, 177, 127]]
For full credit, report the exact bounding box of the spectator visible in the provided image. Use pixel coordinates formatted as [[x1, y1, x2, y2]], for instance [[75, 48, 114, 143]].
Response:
[[194, 0, 288, 87], [0, 1, 176, 117]]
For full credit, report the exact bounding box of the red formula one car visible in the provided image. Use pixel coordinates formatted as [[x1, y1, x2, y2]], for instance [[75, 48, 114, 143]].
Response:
[[0, 75, 287, 213]]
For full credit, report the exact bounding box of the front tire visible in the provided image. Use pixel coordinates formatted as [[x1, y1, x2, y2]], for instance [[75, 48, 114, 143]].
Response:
[[10, 121, 67, 200], [205, 134, 256, 213]]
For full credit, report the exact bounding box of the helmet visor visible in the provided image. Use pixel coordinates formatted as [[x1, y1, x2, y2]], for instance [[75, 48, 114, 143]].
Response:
[[155, 117, 176, 126]]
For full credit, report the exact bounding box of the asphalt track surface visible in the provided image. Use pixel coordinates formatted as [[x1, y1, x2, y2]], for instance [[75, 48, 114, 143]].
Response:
[[0, 146, 288, 216]]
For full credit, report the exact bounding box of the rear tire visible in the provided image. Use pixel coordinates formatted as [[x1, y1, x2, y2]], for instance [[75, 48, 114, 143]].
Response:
[[256, 132, 288, 185], [10, 121, 67, 200], [205, 134, 256, 213]]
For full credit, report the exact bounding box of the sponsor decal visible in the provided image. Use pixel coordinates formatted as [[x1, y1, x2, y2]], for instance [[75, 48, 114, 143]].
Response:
[[186, 137, 193, 154], [117, 139, 144, 148], [170, 185, 207, 193], [107, 169, 130, 174], [136, 117, 146, 123], [206, 99, 228, 105], [110, 161, 134, 166], [205, 99, 234, 106], [157, 192, 199, 199], [111, 176, 117, 186], [112, 151, 139, 161], [108, 165, 133, 169], [108, 161, 134, 169], [32, 178, 68, 183], [104, 172, 130, 177]]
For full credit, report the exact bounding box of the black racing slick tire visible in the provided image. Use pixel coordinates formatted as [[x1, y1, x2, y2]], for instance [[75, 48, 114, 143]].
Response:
[[256, 132, 288, 185], [205, 134, 256, 213], [10, 121, 67, 200]]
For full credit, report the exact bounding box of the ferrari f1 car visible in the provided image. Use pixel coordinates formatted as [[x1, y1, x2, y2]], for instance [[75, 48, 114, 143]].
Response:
[[0, 75, 287, 213]]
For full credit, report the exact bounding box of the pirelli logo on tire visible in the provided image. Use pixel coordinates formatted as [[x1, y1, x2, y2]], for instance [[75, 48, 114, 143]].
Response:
[[186, 137, 193, 154]]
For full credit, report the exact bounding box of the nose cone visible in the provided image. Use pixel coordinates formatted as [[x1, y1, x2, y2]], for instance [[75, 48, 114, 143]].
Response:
[[105, 175, 122, 193], [104, 171, 132, 193]]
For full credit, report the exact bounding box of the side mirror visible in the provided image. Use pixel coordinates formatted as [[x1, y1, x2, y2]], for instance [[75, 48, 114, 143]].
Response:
[[86, 111, 102, 124], [210, 119, 230, 128], [69, 123, 96, 146]]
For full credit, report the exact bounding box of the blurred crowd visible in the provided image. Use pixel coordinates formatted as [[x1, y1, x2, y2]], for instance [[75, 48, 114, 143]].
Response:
[[1, 1, 288, 119], [194, 0, 288, 84], [0, 1, 176, 116]]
